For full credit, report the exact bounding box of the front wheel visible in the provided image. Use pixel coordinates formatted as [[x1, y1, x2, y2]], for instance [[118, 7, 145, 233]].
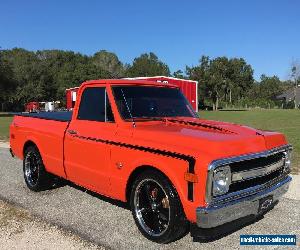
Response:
[[130, 170, 188, 243]]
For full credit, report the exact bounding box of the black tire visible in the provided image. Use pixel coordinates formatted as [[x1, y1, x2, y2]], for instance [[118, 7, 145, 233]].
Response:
[[130, 169, 188, 243], [23, 145, 53, 191]]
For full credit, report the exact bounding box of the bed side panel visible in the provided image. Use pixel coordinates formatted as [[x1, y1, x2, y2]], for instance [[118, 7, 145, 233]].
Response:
[[10, 116, 68, 178]]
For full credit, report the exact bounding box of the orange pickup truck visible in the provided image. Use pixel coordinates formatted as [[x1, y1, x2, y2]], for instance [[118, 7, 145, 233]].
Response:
[[10, 79, 292, 243]]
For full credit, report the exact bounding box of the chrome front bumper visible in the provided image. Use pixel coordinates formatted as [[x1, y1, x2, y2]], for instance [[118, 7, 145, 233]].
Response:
[[196, 175, 291, 228]]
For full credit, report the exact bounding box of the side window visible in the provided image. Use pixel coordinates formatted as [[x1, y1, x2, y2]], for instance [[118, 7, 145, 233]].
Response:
[[77, 87, 114, 122]]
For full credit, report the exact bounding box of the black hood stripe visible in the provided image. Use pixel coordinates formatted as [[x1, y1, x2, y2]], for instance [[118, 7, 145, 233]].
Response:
[[168, 119, 236, 134]]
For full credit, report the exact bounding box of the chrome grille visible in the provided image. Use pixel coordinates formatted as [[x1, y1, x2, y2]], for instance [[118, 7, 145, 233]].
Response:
[[231, 153, 285, 183], [230, 152, 284, 173], [229, 166, 287, 193], [228, 151, 287, 193], [206, 145, 292, 204]]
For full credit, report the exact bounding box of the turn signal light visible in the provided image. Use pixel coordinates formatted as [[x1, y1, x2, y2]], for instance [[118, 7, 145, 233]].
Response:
[[184, 173, 198, 183]]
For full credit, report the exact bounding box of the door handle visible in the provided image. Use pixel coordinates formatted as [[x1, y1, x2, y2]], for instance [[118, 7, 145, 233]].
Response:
[[67, 130, 78, 135]]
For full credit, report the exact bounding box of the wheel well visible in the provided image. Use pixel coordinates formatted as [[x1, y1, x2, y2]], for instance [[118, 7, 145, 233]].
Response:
[[126, 165, 176, 203], [23, 141, 37, 156]]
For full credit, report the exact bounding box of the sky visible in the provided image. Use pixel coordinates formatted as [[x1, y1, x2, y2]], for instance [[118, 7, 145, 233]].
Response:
[[0, 0, 299, 80]]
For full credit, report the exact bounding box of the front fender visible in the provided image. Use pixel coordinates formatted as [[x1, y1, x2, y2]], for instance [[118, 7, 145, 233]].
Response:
[[109, 146, 198, 222]]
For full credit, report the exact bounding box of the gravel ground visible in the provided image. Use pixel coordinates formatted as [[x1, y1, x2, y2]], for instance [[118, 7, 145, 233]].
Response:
[[0, 200, 103, 250], [0, 147, 299, 249]]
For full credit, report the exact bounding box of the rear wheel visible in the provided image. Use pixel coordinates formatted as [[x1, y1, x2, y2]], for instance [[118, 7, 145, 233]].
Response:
[[130, 170, 188, 243], [23, 145, 53, 191]]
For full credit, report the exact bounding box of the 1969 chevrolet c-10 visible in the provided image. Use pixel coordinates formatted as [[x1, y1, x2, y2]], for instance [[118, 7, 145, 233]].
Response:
[[10, 79, 292, 243]]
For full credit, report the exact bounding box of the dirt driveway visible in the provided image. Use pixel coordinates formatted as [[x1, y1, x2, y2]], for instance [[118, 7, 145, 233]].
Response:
[[0, 200, 103, 250]]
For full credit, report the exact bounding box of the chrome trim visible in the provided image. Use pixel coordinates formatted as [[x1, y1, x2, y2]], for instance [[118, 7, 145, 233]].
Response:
[[197, 175, 291, 228], [209, 144, 292, 171], [205, 144, 292, 204], [209, 173, 290, 207], [212, 165, 231, 196], [231, 158, 284, 182]]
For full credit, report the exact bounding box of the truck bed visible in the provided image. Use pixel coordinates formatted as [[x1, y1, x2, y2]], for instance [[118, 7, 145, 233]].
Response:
[[14, 111, 72, 122]]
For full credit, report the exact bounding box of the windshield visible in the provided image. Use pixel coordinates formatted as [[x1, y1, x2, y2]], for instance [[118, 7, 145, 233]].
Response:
[[112, 86, 197, 120]]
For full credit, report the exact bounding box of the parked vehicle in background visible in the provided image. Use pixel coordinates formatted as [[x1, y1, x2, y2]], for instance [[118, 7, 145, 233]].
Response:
[[25, 102, 40, 112], [66, 87, 79, 110], [44, 102, 55, 112], [24, 101, 61, 112], [11, 79, 292, 243], [65, 76, 198, 111]]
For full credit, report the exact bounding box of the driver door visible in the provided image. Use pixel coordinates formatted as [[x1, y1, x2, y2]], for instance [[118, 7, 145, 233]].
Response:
[[64, 86, 116, 195]]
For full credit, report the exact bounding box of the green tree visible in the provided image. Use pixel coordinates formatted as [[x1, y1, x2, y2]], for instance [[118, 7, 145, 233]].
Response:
[[186, 55, 210, 107], [291, 61, 300, 109], [91, 50, 125, 78], [228, 58, 254, 103], [35, 50, 111, 101], [173, 70, 185, 79], [127, 52, 170, 77], [0, 51, 16, 111], [258, 75, 284, 99], [187, 56, 254, 110], [245, 75, 288, 109], [1, 48, 46, 108], [206, 57, 229, 110], [1, 47, 289, 111]]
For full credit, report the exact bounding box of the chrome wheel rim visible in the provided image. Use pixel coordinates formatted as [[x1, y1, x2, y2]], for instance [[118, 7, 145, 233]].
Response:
[[134, 179, 170, 237], [24, 152, 39, 187]]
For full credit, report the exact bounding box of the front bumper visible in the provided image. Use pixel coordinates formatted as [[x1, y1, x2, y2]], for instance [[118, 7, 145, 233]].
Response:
[[196, 175, 291, 228]]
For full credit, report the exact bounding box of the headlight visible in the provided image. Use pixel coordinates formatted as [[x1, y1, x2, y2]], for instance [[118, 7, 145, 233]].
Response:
[[212, 165, 231, 196], [283, 150, 292, 172]]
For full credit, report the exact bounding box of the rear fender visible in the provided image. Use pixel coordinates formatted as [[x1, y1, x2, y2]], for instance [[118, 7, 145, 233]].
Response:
[[22, 136, 43, 163]]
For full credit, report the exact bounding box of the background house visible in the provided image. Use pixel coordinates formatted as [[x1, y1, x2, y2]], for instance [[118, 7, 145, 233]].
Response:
[[277, 87, 300, 108]]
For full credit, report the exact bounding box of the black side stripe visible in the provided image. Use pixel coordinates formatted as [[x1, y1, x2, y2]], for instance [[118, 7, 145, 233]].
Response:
[[72, 134, 196, 201]]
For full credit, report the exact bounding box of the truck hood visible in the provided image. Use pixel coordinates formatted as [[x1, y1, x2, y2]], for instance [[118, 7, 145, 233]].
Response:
[[132, 117, 287, 160]]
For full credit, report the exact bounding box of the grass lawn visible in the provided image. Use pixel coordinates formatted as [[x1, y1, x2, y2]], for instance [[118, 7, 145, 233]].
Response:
[[201, 109, 300, 174], [0, 110, 299, 173], [0, 114, 13, 141]]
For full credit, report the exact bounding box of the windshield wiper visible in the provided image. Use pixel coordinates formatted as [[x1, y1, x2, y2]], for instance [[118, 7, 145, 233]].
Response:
[[125, 116, 167, 122]]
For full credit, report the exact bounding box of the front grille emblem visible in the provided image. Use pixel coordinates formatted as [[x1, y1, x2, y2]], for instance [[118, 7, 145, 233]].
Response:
[[261, 198, 273, 210]]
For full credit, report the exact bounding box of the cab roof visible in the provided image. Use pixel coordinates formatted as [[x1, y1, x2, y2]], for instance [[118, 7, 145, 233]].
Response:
[[81, 79, 178, 88]]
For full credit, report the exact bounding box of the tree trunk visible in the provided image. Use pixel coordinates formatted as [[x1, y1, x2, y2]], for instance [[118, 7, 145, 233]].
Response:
[[216, 96, 219, 111], [294, 86, 297, 109], [229, 89, 232, 103]]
